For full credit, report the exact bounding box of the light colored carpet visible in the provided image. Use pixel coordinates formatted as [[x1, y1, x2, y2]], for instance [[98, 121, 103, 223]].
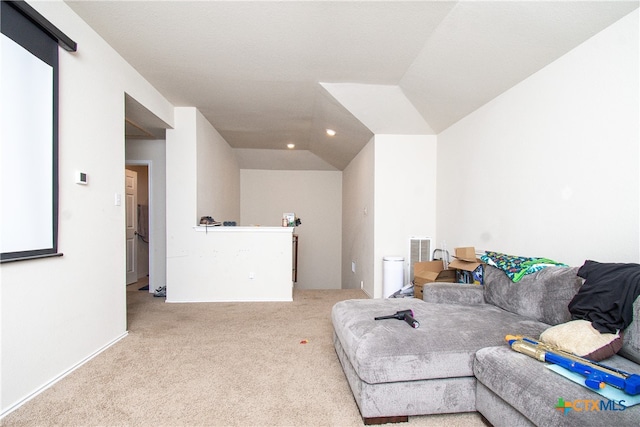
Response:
[[3, 285, 486, 426]]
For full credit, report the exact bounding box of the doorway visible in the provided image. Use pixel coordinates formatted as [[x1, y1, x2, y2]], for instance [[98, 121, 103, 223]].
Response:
[[124, 94, 169, 298]]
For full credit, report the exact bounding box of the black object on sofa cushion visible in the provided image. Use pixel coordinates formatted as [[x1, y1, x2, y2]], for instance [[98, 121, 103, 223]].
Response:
[[569, 260, 640, 334]]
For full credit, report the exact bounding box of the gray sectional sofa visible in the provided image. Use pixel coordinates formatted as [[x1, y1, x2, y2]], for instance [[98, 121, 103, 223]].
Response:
[[331, 265, 640, 426]]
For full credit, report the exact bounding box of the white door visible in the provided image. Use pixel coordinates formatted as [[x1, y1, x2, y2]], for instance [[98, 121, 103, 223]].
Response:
[[125, 169, 138, 285]]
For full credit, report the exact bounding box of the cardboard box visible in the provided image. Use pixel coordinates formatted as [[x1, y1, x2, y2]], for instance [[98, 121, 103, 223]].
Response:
[[449, 247, 484, 285], [413, 261, 456, 285], [451, 246, 477, 262]]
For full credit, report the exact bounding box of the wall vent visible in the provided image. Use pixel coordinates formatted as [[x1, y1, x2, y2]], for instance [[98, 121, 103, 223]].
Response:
[[409, 237, 432, 281]]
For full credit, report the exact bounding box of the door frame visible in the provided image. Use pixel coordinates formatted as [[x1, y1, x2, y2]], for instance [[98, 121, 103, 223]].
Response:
[[126, 160, 153, 292]]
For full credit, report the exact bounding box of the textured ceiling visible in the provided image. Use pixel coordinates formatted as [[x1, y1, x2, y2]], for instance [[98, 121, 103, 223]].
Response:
[[66, 0, 639, 170]]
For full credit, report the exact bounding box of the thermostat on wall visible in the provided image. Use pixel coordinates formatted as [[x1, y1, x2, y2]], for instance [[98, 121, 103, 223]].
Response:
[[75, 171, 88, 185]]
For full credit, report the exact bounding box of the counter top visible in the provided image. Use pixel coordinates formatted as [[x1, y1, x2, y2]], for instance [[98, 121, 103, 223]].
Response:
[[193, 225, 294, 233]]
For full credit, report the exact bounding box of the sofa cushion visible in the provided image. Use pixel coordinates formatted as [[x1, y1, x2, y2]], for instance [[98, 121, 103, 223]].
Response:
[[474, 346, 640, 427], [483, 265, 582, 325], [332, 298, 549, 385], [333, 332, 478, 418], [421, 283, 485, 305], [540, 319, 622, 361]]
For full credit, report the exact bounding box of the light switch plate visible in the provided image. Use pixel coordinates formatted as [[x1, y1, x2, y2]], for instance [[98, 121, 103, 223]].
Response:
[[75, 171, 88, 185]]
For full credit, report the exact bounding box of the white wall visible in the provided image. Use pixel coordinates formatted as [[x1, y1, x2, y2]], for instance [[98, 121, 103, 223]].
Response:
[[373, 135, 438, 298], [1, 0, 174, 415], [342, 138, 375, 294], [166, 108, 197, 264], [169, 227, 293, 302], [341, 135, 438, 298], [437, 10, 639, 266], [241, 169, 343, 290], [197, 113, 241, 223], [126, 139, 167, 290], [166, 108, 242, 301]]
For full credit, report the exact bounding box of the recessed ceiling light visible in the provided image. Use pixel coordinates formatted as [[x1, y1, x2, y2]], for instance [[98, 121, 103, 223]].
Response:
[[287, 143, 295, 149], [326, 129, 336, 136]]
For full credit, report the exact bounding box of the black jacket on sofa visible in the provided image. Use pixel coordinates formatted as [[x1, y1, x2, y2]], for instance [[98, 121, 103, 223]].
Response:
[[569, 260, 640, 333]]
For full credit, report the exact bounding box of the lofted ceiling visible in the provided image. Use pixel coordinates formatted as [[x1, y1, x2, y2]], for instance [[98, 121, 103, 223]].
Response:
[[65, 0, 639, 171]]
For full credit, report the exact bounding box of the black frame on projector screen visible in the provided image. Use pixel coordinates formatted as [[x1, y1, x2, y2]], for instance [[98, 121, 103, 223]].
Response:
[[1, 1, 76, 263]]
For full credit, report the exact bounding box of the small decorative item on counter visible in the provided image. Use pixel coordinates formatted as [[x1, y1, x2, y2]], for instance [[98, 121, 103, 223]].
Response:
[[283, 212, 295, 226], [282, 212, 301, 227]]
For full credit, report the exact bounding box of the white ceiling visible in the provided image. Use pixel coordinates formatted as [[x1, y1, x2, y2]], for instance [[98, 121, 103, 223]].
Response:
[[66, 0, 639, 170]]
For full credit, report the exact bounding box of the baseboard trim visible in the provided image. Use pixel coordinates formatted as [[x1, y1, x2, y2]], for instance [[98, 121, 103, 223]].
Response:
[[0, 331, 129, 419], [166, 298, 293, 303]]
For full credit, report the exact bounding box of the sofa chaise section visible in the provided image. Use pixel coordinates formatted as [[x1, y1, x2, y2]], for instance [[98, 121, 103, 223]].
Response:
[[331, 297, 550, 423], [331, 265, 591, 423]]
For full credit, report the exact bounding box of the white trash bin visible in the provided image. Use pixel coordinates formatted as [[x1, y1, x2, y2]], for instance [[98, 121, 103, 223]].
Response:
[[383, 256, 404, 298]]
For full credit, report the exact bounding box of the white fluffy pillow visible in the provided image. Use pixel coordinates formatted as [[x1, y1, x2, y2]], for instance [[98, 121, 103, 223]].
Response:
[[539, 319, 622, 361]]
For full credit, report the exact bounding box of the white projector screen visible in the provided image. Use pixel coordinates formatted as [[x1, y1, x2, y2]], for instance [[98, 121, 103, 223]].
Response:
[[0, 0, 68, 262], [1, 33, 54, 254]]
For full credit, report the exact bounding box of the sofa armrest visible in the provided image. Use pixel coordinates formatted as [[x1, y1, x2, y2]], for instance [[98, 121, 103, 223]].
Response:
[[421, 283, 485, 305]]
